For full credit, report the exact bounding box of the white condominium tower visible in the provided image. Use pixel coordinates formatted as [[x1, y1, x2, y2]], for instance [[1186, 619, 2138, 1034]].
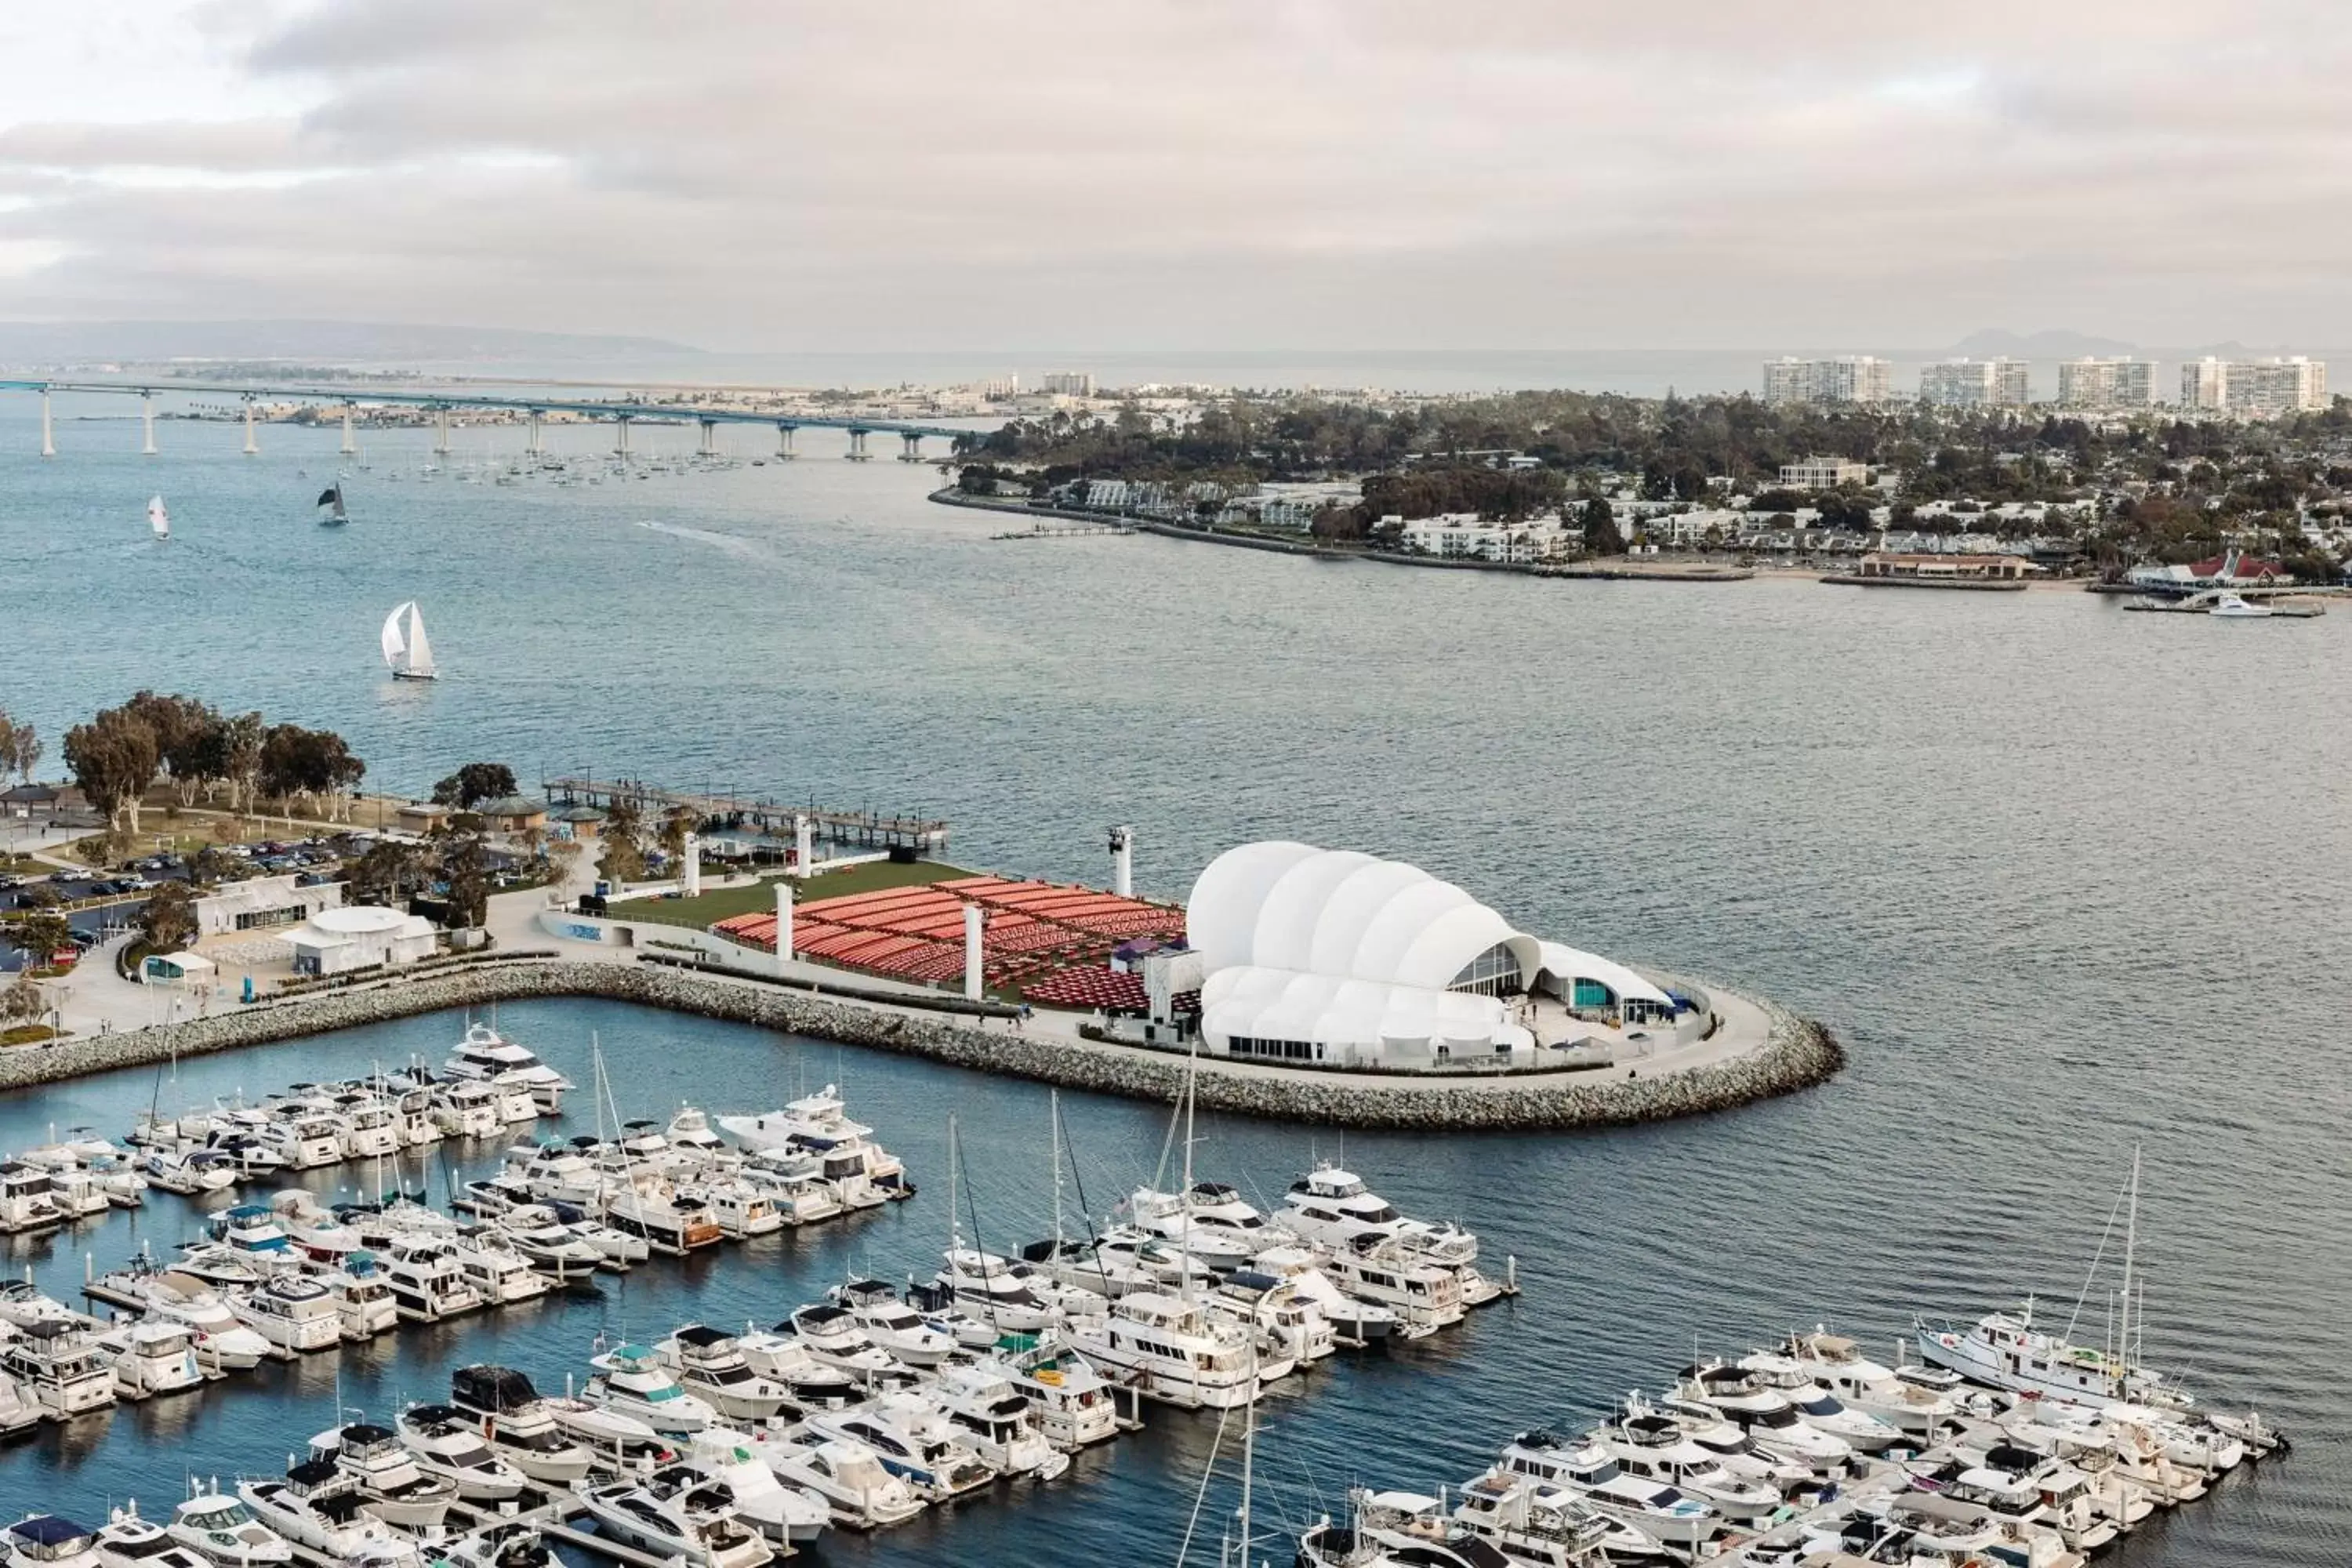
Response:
[[1761, 356, 1892, 406], [2056, 358, 2156, 408], [2180, 356, 2328, 414], [1918, 358, 2031, 408]]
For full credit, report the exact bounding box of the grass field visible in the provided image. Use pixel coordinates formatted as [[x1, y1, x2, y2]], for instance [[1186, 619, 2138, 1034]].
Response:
[[619, 858, 975, 929]]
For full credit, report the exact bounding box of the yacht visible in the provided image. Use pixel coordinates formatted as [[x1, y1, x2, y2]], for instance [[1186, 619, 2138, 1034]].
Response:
[[1127, 1185, 1261, 1272], [1282, 1163, 1480, 1267], [449, 1232, 551, 1305], [1783, 1329, 1962, 1438], [932, 1247, 1062, 1333], [2, 1321, 118, 1417], [0, 1370, 41, 1435], [673, 1431, 831, 1544], [1250, 1244, 1397, 1346], [1588, 1396, 1784, 1522], [448, 1365, 596, 1484], [654, 1326, 798, 1421], [732, 1326, 866, 1411], [1916, 1302, 2183, 1412], [1665, 1361, 1857, 1475], [1444, 1473, 1624, 1568], [544, 1396, 677, 1479], [931, 1361, 1067, 1479], [568, 1470, 773, 1568], [1738, 1351, 1907, 1450], [718, 1085, 910, 1198], [317, 1254, 400, 1341], [237, 1461, 426, 1568], [804, 1399, 997, 1500], [1494, 1431, 1719, 1548], [506, 1141, 604, 1206], [495, 1210, 605, 1281], [782, 1305, 917, 1385], [377, 1240, 487, 1323], [268, 1192, 365, 1268], [89, 1507, 213, 1568], [95, 1270, 270, 1370], [93, 1319, 205, 1400], [541, 1203, 647, 1269], [590, 1342, 717, 1433], [661, 1107, 735, 1166], [205, 1204, 298, 1269], [307, 1422, 459, 1530], [603, 1187, 725, 1256], [5, 1519, 101, 1568], [1064, 1227, 1217, 1300], [826, 1281, 955, 1367], [2209, 593, 2272, 618], [163, 1493, 291, 1568], [230, 1275, 343, 1353], [263, 1116, 345, 1171], [1941, 1434, 2119, 1554], [0, 1280, 79, 1330], [442, 1022, 572, 1113], [739, 1150, 846, 1224], [673, 1178, 781, 1239], [1319, 1236, 1464, 1336], [1066, 1291, 1260, 1410], [430, 1082, 504, 1140], [764, 1436, 925, 1530], [395, 1404, 530, 1501], [1210, 1268, 1335, 1369], [434, 1524, 552, 1568], [339, 1104, 402, 1162]]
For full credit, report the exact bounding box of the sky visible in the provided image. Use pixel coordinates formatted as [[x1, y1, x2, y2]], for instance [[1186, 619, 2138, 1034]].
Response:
[[0, 0, 2345, 353]]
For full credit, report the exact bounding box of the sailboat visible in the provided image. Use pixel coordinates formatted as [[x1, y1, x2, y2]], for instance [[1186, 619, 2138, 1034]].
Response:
[[382, 601, 439, 682], [147, 495, 170, 541], [317, 484, 349, 527]]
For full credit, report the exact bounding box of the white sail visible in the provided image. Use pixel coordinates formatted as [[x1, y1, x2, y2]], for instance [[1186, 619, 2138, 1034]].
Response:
[[382, 602, 411, 670], [148, 495, 169, 539], [403, 604, 437, 679]]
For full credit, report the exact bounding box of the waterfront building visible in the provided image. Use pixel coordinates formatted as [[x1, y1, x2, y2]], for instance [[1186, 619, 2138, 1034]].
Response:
[[1185, 841, 1677, 1068], [2180, 357, 2229, 409], [1040, 371, 1098, 397], [2056, 358, 2156, 408], [471, 794, 550, 836], [1851, 552, 2035, 582], [1778, 456, 1869, 490], [194, 873, 343, 938], [1398, 513, 1576, 563], [285, 905, 438, 976], [1760, 356, 1891, 406], [2224, 357, 2328, 416], [1918, 358, 2031, 408], [2126, 550, 2296, 593], [395, 801, 454, 835]]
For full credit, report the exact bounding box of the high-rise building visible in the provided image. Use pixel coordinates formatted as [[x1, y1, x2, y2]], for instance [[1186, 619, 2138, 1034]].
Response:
[[2223, 357, 2328, 416], [2056, 358, 2156, 408], [1040, 370, 1098, 397], [1918, 358, 2031, 408], [1760, 357, 1892, 406], [2180, 358, 2228, 409]]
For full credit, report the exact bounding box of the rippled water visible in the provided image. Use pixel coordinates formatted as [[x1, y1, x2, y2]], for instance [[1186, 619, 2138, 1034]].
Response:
[[1, 401, 2348, 1563]]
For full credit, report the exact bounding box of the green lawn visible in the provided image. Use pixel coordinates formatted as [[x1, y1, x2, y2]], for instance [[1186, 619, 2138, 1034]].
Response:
[[619, 858, 975, 929]]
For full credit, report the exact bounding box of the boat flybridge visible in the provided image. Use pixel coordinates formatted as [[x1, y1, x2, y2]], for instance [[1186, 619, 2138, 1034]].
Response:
[[442, 1023, 573, 1113], [1282, 1160, 1480, 1267]]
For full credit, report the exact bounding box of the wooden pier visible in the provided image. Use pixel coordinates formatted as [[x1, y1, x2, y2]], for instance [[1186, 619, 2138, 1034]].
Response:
[[542, 775, 949, 853]]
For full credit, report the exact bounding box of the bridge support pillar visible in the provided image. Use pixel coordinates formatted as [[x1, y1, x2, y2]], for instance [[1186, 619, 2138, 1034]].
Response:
[[340, 405, 357, 456], [526, 410, 543, 456], [141, 392, 157, 456], [697, 419, 717, 457], [846, 428, 869, 461], [615, 416, 632, 458], [898, 433, 922, 463], [242, 397, 259, 456], [39, 391, 54, 458], [775, 878, 794, 965], [963, 902, 985, 1000], [432, 406, 450, 456], [775, 423, 796, 459]]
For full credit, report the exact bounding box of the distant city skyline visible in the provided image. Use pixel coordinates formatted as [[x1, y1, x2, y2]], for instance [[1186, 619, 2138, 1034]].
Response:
[[3, 2, 2351, 353]]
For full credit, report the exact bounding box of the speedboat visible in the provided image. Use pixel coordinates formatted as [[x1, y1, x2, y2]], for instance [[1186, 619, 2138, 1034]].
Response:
[[1, 1322, 118, 1417], [93, 1319, 205, 1399], [673, 1431, 830, 1544], [89, 1507, 212, 1568], [764, 1436, 925, 1530], [0, 1371, 41, 1435], [544, 1395, 677, 1479], [1493, 1431, 1719, 1548], [568, 1469, 772, 1568], [931, 1361, 1066, 1479], [237, 1460, 427, 1568], [442, 1022, 572, 1113], [655, 1326, 797, 1421], [448, 1365, 596, 1484], [396, 1404, 530, 1501], [589, 1342, 717, 1433], [230, 1275, 343, 1353], [164, 1490, 293, 1568], [804, 1399, 997, 1501], [307, 1421, 461, 1529], [4, 1518, 101, 1568], [2209, 593, 2272, 618], [826, 1281, 955, 1367], [0, 1280, 78, 1330]]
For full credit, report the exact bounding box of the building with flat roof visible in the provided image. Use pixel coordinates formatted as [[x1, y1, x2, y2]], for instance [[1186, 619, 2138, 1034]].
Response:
[[2057, 358, 2156, 408], [286, 905, 438, 976], [1761, 357, 1892, 407], [1919, 358, 2031, 408], [1039, 370, 1097, 397], [2180, 358, 2228, 409], [2224, 357, 2327, 416], [1779, 456, 1870, 490], [1398, 513, 1577, 563], [194, 873, 343, 938]]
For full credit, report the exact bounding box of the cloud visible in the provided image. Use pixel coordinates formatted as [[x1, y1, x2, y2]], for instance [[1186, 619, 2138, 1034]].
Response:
[[0, 0, 2347, 350]]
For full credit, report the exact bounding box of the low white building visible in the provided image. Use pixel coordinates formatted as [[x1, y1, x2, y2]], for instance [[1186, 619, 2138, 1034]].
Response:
[[1779, 456, 1870, 489], [194, 874, 343, 938], [1399, 513, 1576, 563], [285, 905, 438, 976]]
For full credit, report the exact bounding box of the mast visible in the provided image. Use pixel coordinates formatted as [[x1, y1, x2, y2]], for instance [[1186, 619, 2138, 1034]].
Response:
[[1235, 1334, 1258, 1568], [1178, 1043, 1198, 1304], [2120, 1146, 2140, 1381], [1049, 1090, 1063, 1249]]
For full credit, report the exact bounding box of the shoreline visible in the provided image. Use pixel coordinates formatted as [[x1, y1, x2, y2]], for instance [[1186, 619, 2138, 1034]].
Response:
[[0, 958, 1842, 1132]]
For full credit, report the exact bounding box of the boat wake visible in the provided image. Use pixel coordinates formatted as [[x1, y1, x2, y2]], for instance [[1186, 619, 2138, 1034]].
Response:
[[634, 519, 776, 564]]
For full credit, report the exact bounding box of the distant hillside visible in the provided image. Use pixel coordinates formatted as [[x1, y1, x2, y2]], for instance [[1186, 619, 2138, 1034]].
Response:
[[1944, 328, 2138, 358], [0, 319, 703, 366]]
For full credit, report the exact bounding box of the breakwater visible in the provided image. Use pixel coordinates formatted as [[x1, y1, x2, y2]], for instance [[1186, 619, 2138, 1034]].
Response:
[[0, 960, 1840, 1131]]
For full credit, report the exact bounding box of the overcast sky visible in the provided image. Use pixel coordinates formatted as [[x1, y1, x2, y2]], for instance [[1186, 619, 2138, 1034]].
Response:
[[0, 0, 2343, 352]]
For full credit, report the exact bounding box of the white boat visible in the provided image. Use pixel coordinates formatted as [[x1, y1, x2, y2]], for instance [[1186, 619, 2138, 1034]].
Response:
[[544, 1396, 677, 1479], [1126, 1183, 1262, 1272], [1737, 1351, 1907, 1450], [1066, 1290, 1259, 1410], [148, 496, 170, 542], [931, 1360, 1067, 1479], [804, 1399, 997, 1500], [317, 1253, 400, 1341], [1442, 1472, 1622, 1568], [1, 1321, 118, 1417], [1250, 1243, 1398, 1346], [763, 1436, 925, 1530], [589, 1342, 717, 1433], [1210, 1266, 1334, 1370], [0, 1162, 67, 1234], [443, 1023, 571, 1112], [731, 1327, 865, 1411], [1281, 1161, 1479, 1267], [1588, 1396, 1785, 1522], [430, 1082, 504, 1139], [376, 1239, 488, 1323], [449, 1365, 597, 1485], [307, 1421, 460, 1530], [1319, 1235, 1464, 1337], [1494, 1431, 1721, 1548], [237, 1461, 427, 1568], [982, 1343, 1121, 1450], [230, 1274, 344, 1352], [673, 1178, 781, 1239], [382, 601, 438, 682], [673, 1431, 830, 1544], [90, 1507, 212, 1568], [262, 1116, 344, 1171], [717, 1085, 909, 1199], [2209, 593, 2272, 618], [1783, 1328, 1962, 1438], [568, 1471, 773, 1568], [317, 484, 348, 528], [396, 1403, 530, 1501], [1664, 1362, 1855, 1475], [0, 1370, 41, 1434], [654, 1325, 798, 1421], [0, 1280, 78, 1331], [826, 1281, 955, 1367], [93, 1318, 205, 1399], [931, 1247, 1060, 1334], [449, 1232, 551, 1305], [497, 1208, 606, 1281], [96, 1269, 271, 1370], [163, 1492, 291, 1568], [5, 1519, 102, 1568], [603, 1187, 726, 1257]]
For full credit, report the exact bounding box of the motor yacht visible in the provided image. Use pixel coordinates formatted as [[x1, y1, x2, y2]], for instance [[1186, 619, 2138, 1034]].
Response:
[[267, 1192, 365, 1269], [542, 1202, 646, 1269], [1281, 1163, 1480, 1268], [165, 1243, 270, 1294], [5, 1519, 102, 1568], [307, 1421, 459, 1529], [93, 1319, 204, 1400], [1065, 1290, 1260, 1410], [932, 1247, 1065, 1333], [442, 1022, 572, 1113], [603, 1187, 725, 1256], [506, 1141, 604, 1207], [804, 1399, 997, 1500], [449, 1232, 552, 1305], [1, 1321, 118, 1417], [136, 1151, 235, 1198], [982, 1341, 1123, 1450], [429, 1082, 504, 1140], [1783, 1329, 1962, 1439], [263, 1116, 344, 1171], [731, 1326, 866, 1411], [674, 1178, 780, 1240], [1665, 1361, 1857, 1475], [495, 1210, 606, 1281], [1738, 1351, 1906, 1451], [376, 1239, 487, 1323], [545, 1395, 677, 1479], [1126, 1185, 1261, 1273], [0, 1370, 41, 1434], [2209, 593, 2273, 618], [1249, 1244, 1397, 1346], [0, 1280, 78, 1331], [762, 1436, 925, 1530], [1915, 1302, 2185, 1413], [735, 1152, 844, 1225], [569, 1471, 773, 1568], [718, 1085, 909, 1199], [339, 1104, 402, 1162], [661, 1107, 736, 1167], [1588, 1396, 1784, 1522], [589, 1342, 717, 1433], [1319, 1236, 1464, 1337], [1903, 1454, 2085, 1563], [826, 1281, 955, 1367], [95, 1269, 270, 1371], [1999, 1410, 2158, 1531], [230, 1275, 343, 1353], [1443, 1472, 1624, 1568], [1494, 1431, 1719, 1549], [42, 1167, 112, 1221], [454, 1178, 535, 1218], [204, 1205, 298, 1270], [315, 1253, 399, 1341], [930, 1361, 1067, 1479], [1064, 1226, 1217, 1301], [395, 1404, 530, 1501], [1210, 1268, 1334, 1370], [672, 1432, 830, 1544], [89, 1506, 213, 1568], [448, 1365, 596, 1484], [1940, 1434, 2119, 1555], [236, 1461, 426, 1568], [653, 1325, 798, 1421], [781, 1305, 916, 1386], [433, 1524, 552, 1568], [900, 1284, 1010, 1352], [162, 1492, 290, 1568]]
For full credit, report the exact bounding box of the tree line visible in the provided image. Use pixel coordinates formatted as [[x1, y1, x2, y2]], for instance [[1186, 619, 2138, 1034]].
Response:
[[52, 691, 366, 841]]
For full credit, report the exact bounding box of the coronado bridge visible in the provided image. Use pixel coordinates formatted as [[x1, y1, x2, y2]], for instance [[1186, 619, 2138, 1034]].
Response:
[[0, 377, 977, 462]]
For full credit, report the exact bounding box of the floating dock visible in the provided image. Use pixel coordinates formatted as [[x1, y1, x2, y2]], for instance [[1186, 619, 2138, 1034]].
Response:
[[543, 775, 948, 852]]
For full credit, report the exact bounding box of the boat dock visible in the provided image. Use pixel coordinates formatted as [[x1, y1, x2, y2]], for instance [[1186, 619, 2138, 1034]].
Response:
[[2122, 597, 2325, 616], [542, 775, 949, 852]]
